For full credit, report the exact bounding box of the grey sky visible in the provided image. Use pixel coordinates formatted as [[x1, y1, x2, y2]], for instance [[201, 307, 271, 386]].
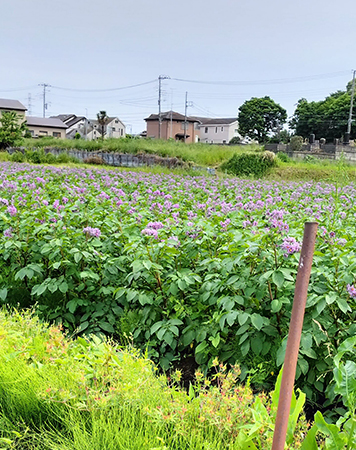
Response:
[[0, 0, 355, 133]]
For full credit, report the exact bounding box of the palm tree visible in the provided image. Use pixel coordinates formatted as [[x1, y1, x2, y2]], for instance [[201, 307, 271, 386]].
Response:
[[96, 110, 109, 141]]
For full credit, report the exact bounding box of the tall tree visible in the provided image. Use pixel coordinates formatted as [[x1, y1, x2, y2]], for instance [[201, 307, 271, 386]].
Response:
[[290, 92, 353, 141], [96, 111, 109, 141], [0, 111, 28, 149], [238, 96, 287, 143]]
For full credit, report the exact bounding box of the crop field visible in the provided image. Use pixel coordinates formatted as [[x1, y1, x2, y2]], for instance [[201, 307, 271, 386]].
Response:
[[0, 161, 355, 411]]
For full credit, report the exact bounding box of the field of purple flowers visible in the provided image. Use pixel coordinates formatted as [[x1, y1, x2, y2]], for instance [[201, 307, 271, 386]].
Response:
[[0, 161, 355, 407]]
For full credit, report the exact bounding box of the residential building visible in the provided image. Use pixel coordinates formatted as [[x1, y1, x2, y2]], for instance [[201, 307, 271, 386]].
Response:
[[51, 114, 126, 140], [194, 117, 240, 144], [144, 111, 200, 143], [0, 98, 27, 120], [26, 117, 68, 139]]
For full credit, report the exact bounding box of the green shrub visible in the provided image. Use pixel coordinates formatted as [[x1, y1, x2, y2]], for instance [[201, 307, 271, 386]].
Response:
[[9, 151, 25, 163], [276, 152, 290, 162], [220, 151, 277, 177], [229, 136, 241, 145], [289, 136, 303, 152], [44, 153, 58, 164], [25, 149, 46, 164]]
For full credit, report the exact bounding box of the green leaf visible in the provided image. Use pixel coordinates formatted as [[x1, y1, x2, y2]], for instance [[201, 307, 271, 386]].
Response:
[[182, 329, 195, 346], [251, 337, 263, 355], [272, 270, 284, 288], [66, 299, 78, 314], [211, 334, 220, 348], [336, 297, 351, 314], [250, 313, 264, 331], [195, 341, 208, 354], [271, 299, 282, 313], [0, 288, 8, 301], [98, 322, 115, 333], [240, 340, 250, 357], [238, 312, 249, 326], [73, 252, 82, 263], [150, 321, 163, 334], [226, 310, 238, 326], [300, 424, 318, 450], [59, 281, 68, 294], [314, 411, 346, 448]]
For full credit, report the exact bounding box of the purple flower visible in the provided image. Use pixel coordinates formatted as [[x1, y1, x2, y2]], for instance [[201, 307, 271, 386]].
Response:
[[3, 228, 13, 238], [141, 228, 158, 239], [220, 218, 231, 230], [83, 227, 101, 238], [280, 237, 302, 257], [7, 205, 17, 216], [347, 284, 356, 299], [146, 221, 164, 230]]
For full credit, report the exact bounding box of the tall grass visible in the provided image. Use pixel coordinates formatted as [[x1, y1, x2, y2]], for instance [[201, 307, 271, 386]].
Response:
[[0, 310, 308, 449], [23, 137, 262, 166]]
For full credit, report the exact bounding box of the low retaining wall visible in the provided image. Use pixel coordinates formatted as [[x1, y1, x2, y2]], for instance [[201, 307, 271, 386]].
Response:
[[7, 147, 184, 169]]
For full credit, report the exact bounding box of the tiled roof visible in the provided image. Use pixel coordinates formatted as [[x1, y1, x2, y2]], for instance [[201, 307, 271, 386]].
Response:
[[145, 111, 200, 122], [0, 98, 27, 111], [26, 117, 68, 129]]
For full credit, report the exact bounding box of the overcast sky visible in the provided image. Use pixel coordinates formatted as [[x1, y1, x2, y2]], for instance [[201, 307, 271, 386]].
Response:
[[0, 0, 355, 133]]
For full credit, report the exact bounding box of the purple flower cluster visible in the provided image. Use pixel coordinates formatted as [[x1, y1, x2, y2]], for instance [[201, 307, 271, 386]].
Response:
[[347, 284, 356, 299], [3, 228, 13, 238], [141, 221, 165, 239], [83, 227, 101, 238], [7, 205, 17, 216], [280, 237, 302, 257]]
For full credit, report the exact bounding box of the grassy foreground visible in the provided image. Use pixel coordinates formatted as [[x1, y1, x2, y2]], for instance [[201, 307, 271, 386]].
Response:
[[0, 310, 308, 450], [22, 137, 261, 167]]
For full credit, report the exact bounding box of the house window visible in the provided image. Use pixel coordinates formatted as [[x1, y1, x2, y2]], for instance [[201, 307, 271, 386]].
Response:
[[53, 131, 61, 138], [215, 127, 218, 133], [115, 119, 119, 124], [223, 140, 226, 144], [181, 122, 188, 130], [121, 129, 123, 136], [235, 129, 238, 133], [221, 127, 224, 131], [112, 127, 116, 132], [205, 127, 208, 133], [39, 130, 48, 135]]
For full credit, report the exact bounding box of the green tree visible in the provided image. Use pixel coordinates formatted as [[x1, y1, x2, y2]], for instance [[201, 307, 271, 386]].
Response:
[[238, 96, 287, 144], [290, 94, 353, 141], [0, 111, 28, 149], [96, 110, 109, 141]]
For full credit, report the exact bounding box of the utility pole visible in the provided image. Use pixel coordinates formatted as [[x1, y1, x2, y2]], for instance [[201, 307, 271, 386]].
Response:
[[184, 91, 188, 144], [183, 92, 193, 144], [158, 75, 170, 139], [39, 83, 50, 118], [345, 69, 356, 144], [27, 93, 32, 116]]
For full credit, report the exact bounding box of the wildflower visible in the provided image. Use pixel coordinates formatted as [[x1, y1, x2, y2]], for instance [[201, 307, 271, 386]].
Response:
[[347, 284, 356, 299], [146, 221, 164, 230], [220, 218, 231, 230], [83, 227, 101, 238], [7, 205, 17, 216], [280, 237, 301, 257], [3, 228, 13, 238]]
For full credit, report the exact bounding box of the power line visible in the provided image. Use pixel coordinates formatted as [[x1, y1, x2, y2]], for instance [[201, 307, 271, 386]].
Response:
[[171, 70, 350, 86], [50, 79, 157, 92]]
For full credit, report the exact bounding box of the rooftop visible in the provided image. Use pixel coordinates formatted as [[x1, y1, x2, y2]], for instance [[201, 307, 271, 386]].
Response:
[[26, 117, 68, 129], [0, 98, 27, 111]]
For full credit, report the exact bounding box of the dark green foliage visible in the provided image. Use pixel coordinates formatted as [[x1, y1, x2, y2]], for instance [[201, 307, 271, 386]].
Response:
[[0, 111, 28, 149], [289, 87, 354, 141], [221, 151, 277, 177], [289, 136, 304, 152], [238, 97, 287, 143], [229, 136, 241, 145], [276, 152, 290, 162], [9, 151, 25, 162]]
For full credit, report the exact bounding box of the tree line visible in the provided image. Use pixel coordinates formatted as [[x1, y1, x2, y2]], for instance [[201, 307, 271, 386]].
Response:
[[237, 80, 355, 144]]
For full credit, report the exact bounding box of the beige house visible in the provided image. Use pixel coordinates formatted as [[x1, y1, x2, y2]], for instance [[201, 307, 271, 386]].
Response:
[[26, 117, 68, 139], [194, 117, 240, 144], [145, 111, 200, 143], [0, 98, 26, 121]]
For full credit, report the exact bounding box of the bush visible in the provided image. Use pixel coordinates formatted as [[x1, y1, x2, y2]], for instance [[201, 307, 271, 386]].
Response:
[[220, 151, 277, 177], [276, 152, 290, 163], [289, 136, 303, 152], [25, 149, 46, 164], [83, 156, 105, 165], [229, 136, 241, 145], [44, 153, 58, 164], [9, 151, 25, 162]]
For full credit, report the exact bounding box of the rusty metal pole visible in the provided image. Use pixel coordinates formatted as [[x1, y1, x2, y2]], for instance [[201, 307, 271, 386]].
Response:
[[272, 222, 318, 450]]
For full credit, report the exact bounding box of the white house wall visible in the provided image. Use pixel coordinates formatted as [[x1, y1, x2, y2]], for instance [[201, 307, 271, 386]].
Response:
[[199, 121, 239, 144]]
